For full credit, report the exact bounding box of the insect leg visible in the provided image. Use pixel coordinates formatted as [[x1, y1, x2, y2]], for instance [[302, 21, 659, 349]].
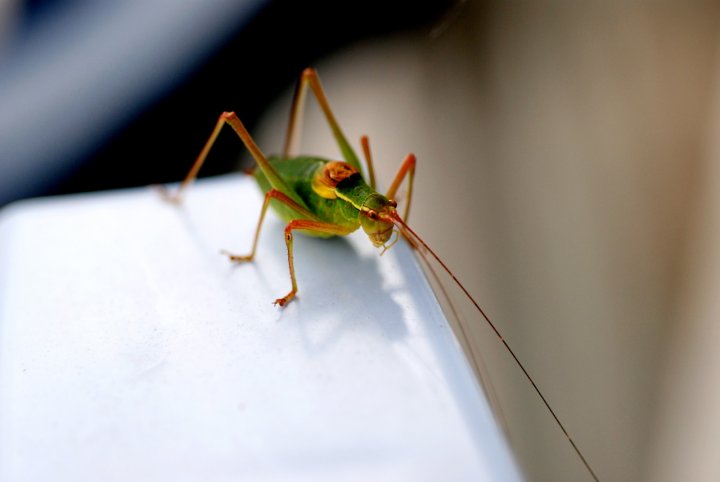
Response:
[[283, 68, 363, 173], [160, 112, 306, 208], [276, 219, 354, 307], [222, 189, 319, 263], [359, 135, 377, 190], [385, 153, 417, 222]]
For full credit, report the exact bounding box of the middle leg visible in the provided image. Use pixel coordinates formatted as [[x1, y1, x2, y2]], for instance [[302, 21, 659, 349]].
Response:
[[221, 188, 319, 262]]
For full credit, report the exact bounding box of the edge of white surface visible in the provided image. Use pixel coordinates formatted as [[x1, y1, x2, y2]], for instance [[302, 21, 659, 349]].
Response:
[[0, 174, 522, 481]]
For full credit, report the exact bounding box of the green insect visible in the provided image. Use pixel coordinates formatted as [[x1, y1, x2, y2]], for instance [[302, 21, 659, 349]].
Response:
[[159, 67, 599, 481], [160, 68, 416, 307]]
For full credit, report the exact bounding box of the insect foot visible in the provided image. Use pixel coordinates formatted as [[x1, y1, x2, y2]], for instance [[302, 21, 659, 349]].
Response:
[[273, 291, 296, 307], [153, 185, 183, 205], [220, 250, 253, 263]]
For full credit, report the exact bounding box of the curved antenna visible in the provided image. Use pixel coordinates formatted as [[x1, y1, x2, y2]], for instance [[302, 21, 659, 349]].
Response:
[[389, 212, 600, 482]]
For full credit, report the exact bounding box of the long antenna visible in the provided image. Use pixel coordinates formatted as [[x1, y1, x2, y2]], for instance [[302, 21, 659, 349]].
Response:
[[390, 212, 599, 482], [408, 231, 511, 436]]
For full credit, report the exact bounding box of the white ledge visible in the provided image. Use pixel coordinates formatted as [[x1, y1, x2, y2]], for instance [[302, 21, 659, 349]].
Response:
[[0, 174, 521, 481]]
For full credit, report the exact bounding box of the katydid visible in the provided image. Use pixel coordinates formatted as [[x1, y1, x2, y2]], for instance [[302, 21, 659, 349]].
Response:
[[159, 67, 599, 481]]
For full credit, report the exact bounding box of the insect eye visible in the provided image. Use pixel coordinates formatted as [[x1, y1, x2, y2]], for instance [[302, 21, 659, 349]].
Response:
[[367, 210, 379, 220]]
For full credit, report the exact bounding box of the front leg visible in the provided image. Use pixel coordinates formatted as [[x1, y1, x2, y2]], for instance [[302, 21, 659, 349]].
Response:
[[386, 153, 416, 222], [276, 219, 353, 307]]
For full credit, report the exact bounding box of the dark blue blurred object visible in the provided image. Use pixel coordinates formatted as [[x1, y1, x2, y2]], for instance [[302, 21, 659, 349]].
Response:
[[0, 0, 455, 206]]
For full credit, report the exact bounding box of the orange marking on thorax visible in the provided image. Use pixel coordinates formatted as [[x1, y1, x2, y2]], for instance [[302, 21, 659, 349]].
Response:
[[311, 161, 358, 199]]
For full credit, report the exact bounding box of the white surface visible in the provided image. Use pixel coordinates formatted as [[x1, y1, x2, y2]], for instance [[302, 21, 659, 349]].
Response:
[[0, 174, 521, 482]]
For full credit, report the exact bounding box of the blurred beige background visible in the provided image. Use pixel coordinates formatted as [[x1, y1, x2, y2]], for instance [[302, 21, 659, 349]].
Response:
[[256, 2, 720, 481]]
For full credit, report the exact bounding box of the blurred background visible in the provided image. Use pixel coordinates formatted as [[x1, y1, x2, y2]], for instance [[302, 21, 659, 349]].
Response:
[[2, 1, 720, 481]]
